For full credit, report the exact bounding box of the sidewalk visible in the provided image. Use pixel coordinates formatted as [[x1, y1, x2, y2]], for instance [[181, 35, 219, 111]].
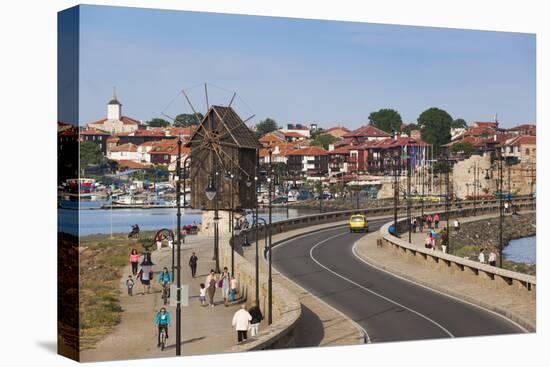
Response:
[[354, 212, 536, 330], [81, 235, 245, 362]]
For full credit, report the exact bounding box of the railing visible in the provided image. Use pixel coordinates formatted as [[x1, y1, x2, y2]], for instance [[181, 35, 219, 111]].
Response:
[[378, 203, 536, 331]]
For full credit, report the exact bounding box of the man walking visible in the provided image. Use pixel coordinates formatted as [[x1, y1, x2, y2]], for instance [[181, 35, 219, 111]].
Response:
[[188, 252, 198, 278], [232, 305, 252, 344], [488, 249, 497, 266]]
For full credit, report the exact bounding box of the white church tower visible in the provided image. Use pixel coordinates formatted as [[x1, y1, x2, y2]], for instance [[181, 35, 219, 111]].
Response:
[[107, 88, 122, 121]]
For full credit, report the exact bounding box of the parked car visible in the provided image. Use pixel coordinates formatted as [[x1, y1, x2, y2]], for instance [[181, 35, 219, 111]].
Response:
[[272, 196, 288, 204], [297, 191, 314, 201], [349, 214, 369, 233]]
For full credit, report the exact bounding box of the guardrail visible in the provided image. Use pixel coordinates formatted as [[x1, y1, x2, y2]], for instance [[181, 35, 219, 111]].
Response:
[[378, 203, 535, 330]]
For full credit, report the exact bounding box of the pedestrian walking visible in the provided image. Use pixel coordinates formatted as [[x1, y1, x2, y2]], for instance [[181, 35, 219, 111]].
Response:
[[478, 248, 486, 264], [230, 275, 238, 301], [219, 267, 231, 306], [199, 283, 207, 306], [248, 305, 263, 337], [418, 216, 423, 233], [188, 251, 198, 278], [488, 249, 497, 266], [232, 305, 252, 344], [425, 234, 432, 249], [126, 275, 135, 296], [440, 228, 448, 253], [453, 219, 460, 233], [205, 269, 217, 307], [129, 249, 140, 275], [155, 232, 163, 251], [430, 229, 437, 248], [504, 201, 509, 213], [411, 217, 417, 233], [426, 214, 433, 229], [433, 213, 440, 229]]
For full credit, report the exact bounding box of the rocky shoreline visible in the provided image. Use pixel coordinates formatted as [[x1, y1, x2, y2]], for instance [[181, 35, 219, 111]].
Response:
[[450, 212, 536, 275]]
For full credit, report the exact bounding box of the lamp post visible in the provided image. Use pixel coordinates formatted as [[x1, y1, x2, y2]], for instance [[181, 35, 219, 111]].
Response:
[[498, 154, 504, 268], [228, 170, 235, 276], [393, 152, 399, 236], [204, 172, 219, 273], [268, 149, 273, 325], [445, 154, 451, 254], [254, 149, 260, 307], [175, 138, 182, 356]]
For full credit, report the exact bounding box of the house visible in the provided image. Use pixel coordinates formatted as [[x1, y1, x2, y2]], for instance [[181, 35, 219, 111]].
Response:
[[259, 131, 286, 147], [324, 126, 350, 139], [506, 124, 536, 136], [108, 143, 140, 162], [342, 124, 391, 145], [362, 136, 430, 174], [281, 123, 311, 138], [286, 146, 329, 177], [283, 131, 308, 142], [166, 126, 197, 140], [148, 140, 188, 169], [87, 93, 144, 134], [500, 135, 536, 163], [115, 128, 169, 146], [79, 127, 110, 154]]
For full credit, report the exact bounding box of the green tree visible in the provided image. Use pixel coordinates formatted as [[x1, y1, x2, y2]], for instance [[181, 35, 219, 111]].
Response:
[[450, 142, 475, 156], [255, 118, 278, 137], [417, 107, 453, 155], [80, 141, 104, 174], [146, 118, 171, 128], [368, 108, 403, 134], [451, 118, 467, 129], [311, 133, 337, 150], [174, 113, 203, 127]]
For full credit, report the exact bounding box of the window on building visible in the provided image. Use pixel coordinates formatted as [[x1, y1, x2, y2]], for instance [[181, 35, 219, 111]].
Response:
[[525, 148, 530, 156]]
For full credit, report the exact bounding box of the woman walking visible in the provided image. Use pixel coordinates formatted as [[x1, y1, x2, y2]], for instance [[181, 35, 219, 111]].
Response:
[[219, 267, 231, 306], [205, 269, 217, 307], [248, 305, 263, 337], [129, 248, 140, 275]]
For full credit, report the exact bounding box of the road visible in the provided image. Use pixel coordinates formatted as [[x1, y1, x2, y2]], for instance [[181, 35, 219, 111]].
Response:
[[272, 218, 525, 343]]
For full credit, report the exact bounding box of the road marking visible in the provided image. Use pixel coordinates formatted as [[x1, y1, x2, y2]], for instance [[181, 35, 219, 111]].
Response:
[[351, 236, 530, 334], [308, 231, 455, 338], [270, 226, 372, 344]]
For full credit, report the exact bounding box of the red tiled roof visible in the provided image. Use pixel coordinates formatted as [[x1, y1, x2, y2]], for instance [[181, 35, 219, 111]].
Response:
[[505, 136, 536, 147], [286, 146, 328, 156], [329, 146, 354, 155], [343, 125, 391, 138], [110, 143, 138, 152], [131, 129, 166, 137], [166, 126, 196, 137], [259, 132, 285, 143], [80, 128, 110, 136], [284, 131, 307, 138], [325, 126, 350, 133], [120, 116, 141, 125], [116, 160, 151, 169], [473, 121, 498, 128]]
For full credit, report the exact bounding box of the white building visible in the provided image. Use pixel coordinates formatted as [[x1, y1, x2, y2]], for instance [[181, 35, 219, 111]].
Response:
[[87, 92, 143, 134], [107, 143, 140, 162]]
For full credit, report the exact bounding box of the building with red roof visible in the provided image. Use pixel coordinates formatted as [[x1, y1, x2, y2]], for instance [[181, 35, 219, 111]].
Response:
[[79, 127, 110, 154], [86, 92, 145, 134], [286, 146, 328, 177], [342, 124, 391, 145]]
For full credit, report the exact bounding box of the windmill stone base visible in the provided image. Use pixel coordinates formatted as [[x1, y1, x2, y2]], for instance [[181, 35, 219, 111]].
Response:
[[199, 210, 232, 239]]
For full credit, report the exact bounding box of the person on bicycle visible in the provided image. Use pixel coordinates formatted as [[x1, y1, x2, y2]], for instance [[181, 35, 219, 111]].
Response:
[[158, 267, 172, 297], [155, 307, 171, 347]]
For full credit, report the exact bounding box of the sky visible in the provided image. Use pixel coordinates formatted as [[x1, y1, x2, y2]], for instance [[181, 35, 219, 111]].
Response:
[[74, 5, 536, 129]]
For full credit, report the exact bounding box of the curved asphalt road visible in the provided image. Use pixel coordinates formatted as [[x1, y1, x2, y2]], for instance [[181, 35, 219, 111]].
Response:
[[272, 218, 525, 343]]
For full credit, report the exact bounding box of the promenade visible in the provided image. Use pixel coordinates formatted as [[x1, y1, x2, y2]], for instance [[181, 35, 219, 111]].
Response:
[[354, 211, 536, 331], [81, 235, 247, 362]]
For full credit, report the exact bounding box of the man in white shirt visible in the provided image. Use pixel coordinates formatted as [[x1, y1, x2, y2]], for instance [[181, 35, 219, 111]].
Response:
[[232, 305, 252, 344], [478, 248, 485, 264]]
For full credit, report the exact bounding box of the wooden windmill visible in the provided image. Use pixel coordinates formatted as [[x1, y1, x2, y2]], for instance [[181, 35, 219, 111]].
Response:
[[182, 88, 260, 211]]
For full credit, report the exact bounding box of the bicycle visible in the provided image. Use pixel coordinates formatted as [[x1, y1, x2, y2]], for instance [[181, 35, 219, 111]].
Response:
[[158, 326, 167, 351]]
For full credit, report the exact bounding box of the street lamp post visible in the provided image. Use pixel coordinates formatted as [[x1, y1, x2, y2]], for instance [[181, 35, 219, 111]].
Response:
[[498, 155, 504, 268], [175, 138, 182, 356], [393, 153, 399, 236], [445, 155, 451, 254], [406, 151, 412, 243], [254, 149, 260, 307], [268, 149, 273, 325]]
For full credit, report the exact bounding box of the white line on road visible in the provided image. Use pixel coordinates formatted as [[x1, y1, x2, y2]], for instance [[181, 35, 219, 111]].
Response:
[[309, 231, 455, 338], [351, 236, 529, 334]]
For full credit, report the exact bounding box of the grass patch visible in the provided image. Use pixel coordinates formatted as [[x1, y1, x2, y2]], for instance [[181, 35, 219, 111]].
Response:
[[78, 233, 147, 350]]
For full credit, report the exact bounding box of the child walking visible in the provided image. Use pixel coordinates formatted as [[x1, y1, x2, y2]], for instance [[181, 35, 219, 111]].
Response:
[[126, 275, 135, 296], [199, 283, 207, 306]]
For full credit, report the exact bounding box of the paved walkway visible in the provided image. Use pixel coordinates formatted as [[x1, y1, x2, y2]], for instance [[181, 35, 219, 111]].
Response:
[[81, 235, 245, 362], [354, 212, 536, 330]]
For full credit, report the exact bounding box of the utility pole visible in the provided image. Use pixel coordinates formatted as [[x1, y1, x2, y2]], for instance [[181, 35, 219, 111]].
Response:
[[254, 149, 260, 307], [407, 151, 411, 243], [393, 154, 399, 236]]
